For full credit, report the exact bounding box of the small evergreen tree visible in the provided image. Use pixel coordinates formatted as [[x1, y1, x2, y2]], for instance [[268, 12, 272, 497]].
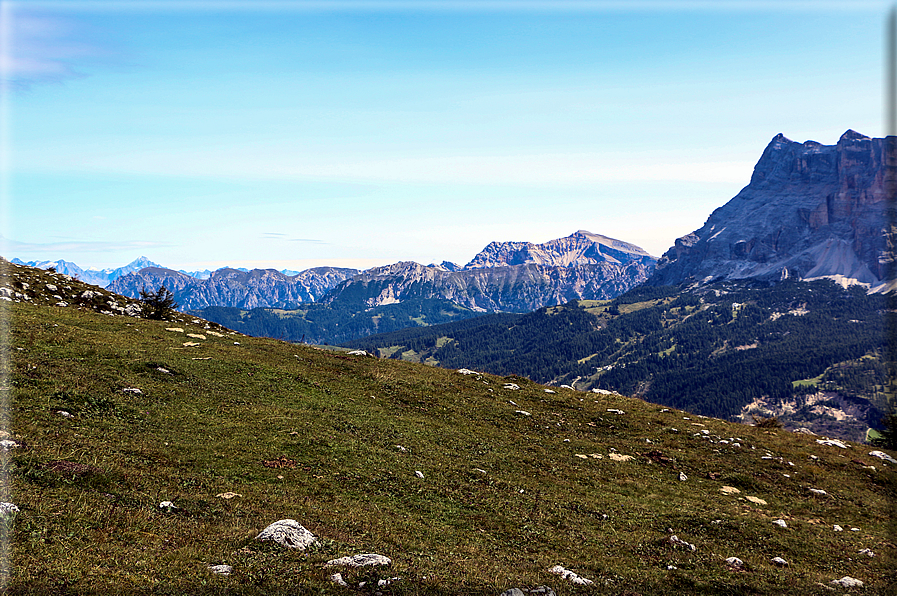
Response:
[[139, 285, 178, 320]]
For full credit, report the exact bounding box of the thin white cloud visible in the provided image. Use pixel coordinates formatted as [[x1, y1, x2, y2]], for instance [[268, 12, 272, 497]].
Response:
[[0, 236, 173, 253]]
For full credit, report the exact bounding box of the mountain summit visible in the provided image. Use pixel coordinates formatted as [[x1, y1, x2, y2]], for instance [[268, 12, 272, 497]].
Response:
[[465, 230, 655, 269], [650, 130, 894, 290]]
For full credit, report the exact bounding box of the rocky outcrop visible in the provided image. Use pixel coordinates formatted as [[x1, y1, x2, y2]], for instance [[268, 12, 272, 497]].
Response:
[[650, 130, 896, 290], [108, 266, 358, 310]]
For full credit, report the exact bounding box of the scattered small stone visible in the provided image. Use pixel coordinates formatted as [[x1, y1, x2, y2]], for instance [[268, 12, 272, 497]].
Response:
[[509, 400, 518, 406], [809, 488, 827, 496], [255, 519, 318, 549], [326, 553, 392, 567], [850, 527, 860, 532], [0, 502, 19, 519], [330, 572, 348, 587], [773, 519, 787, 528], [661, 408, 670, 412], [833, 525, 843, 532], [563, 438, 570, 442], [57, 410, 74, 419], [745, 496, 767, 506], [233, 342, 240, 345], [669, 535, 696, 551], [858, 548, 874, 557], [771, 557, 788, 566], [415, 470, 424, 479], [869, 450, 897, 464], [515, 410, 531, 416], [607, 408, 625, 414], [182, 342, 201, 347], [216, 492, 242, 499], [156, 367, 171, 374], [159, 501, 177, 512], [122, 387, 143, 395], [678, 472, 688, 482], [544, 389, 556, 394], [548, 565, 593, 586], [666, 565, 677, 570], [209, 564, 232, 575], [474, 468, 487, 474], [395, 445, 407, 452], [725, 557, 744, 568], [504, 383, 520, 390], [830, 576, 863, 588]]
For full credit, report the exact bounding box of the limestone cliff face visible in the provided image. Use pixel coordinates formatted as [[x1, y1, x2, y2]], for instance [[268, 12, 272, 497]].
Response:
[[650, 130, 896, 290], [322, 231, 656, 313], [108, 266, 358, 310]]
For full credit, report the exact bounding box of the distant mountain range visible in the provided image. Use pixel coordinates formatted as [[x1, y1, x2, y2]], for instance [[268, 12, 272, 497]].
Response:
[[8, 256, 272, 287], [101, 230, 656, 312]]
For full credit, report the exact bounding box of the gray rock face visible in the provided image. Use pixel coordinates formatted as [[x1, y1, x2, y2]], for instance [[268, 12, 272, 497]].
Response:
[[108, 266, 358, 310], [650, 130, 895, 289]]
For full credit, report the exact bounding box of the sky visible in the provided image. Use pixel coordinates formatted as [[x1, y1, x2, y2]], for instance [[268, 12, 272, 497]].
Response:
[[0, 0, 890, 273]]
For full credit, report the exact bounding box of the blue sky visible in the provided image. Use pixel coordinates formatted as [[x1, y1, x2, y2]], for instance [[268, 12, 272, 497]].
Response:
[[1, 0, 889, 272]]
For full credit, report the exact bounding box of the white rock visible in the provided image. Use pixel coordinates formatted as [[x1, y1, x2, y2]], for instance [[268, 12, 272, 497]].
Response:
[[216, 492, 242, 499], [0, 440, 19, 451], [544, 389, 556, 394], [678, 472, 688, 481], [850, 527, 860, 532], [503, 383, 520, 390], [395, 445, 407, 452], [608, 453, 633, 462], [45, 284, 57, 291], [720, 486, 740, 495], [560, 385, 574, 390], [607, 408, 625, 414], [255, 519, 318, 549], [0, 502, 19, 518], [830, 576, 863, 588], [326, 553, 392, 567], [457, 368, 478, 375], [771, 557, 788, 566], [57, 410, 74, 419], [833, 525, 843, 532], [330, 572, 348, 586], [669, 535, 696, 551], [515, 410, 531, 417], [725, 557, 744, 568], [858, 548, 874, 557], [415, 470, 424, 479], [816, 438, 849, 449], [745, 496, 767, 506], [548, 565, 593, 586], [209, 564, 232, 575], [165, 327, 184, 333], [809, 488, 827, 496], [122, 387, 143, 395], [159, 501, 176, 511], [347, 350, 371, 356], [869, 450, 897, 464], [773, 519, 787, 528]]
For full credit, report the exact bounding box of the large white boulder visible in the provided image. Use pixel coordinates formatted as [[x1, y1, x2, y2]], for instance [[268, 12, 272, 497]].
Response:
[[255, 519, 318, 549]]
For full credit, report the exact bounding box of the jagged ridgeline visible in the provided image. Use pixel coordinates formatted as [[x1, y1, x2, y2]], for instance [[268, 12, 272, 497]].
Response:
[[345, 279, 891, 442], [3, 260, 895, 594]]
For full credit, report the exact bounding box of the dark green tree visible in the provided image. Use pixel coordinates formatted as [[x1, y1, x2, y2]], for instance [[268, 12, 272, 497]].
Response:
[[139, 285, 178, 320]]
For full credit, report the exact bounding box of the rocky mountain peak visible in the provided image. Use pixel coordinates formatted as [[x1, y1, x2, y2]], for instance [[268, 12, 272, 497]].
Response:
[[651, 130, 895, 291]]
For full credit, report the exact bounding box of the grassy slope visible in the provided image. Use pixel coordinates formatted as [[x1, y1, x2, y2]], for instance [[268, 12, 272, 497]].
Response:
[[3, 266, 896, 595]]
